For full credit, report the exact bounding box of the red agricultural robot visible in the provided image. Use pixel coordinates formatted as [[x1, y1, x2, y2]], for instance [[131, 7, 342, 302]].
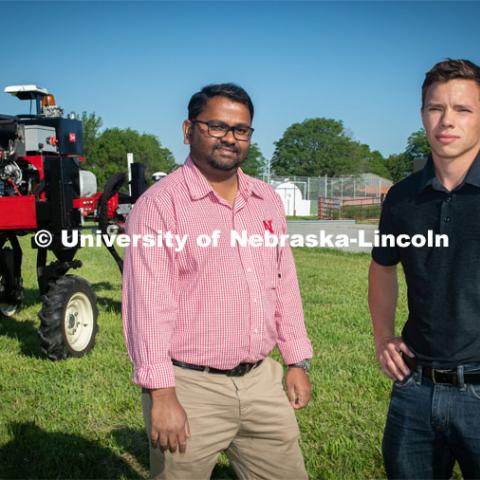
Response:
[[0, 85, 146, 359]]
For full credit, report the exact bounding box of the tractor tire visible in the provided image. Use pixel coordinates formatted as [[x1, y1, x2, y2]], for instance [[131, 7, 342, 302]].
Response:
[[38, 275, 99, 360]]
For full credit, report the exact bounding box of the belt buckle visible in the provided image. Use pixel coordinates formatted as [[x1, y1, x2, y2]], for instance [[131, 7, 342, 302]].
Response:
[[228, 363, 249, 377], [431, 368, 456, 385]]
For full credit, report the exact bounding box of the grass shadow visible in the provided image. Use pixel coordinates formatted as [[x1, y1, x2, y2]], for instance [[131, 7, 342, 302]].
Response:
[[0, 421, 144, 479], [0, 311, 44, 358], [96, 295, 122, 313], [110, 426, 149, 472], [21, 286, 41, 308], [92, 281, 122, 313], [92, 281, 117, 291]]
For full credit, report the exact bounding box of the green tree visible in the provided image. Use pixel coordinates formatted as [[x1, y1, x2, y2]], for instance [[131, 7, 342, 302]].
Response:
[[363, 149, 391, 179], [271, 118, 366, 177], [406, 128, 431, 161], [386, 153, 413, 183], [242, 143, 266, 177], [385, 129, 430, 182], [351, 143, 391, 179], [80, 112, 102, 158], [87, 128, 176, 188]]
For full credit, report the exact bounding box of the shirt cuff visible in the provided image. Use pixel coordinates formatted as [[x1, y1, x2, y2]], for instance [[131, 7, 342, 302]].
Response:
[[371, 247, 400, 266], [132, 361, 176, 389], [277, 337, 313, 365]]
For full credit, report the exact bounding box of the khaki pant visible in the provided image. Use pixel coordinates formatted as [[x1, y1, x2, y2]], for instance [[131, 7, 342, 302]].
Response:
[[142, 357, 308, 480]]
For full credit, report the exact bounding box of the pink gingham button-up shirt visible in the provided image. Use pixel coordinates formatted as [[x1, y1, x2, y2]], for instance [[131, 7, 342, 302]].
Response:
[[122, 157, 313, 389]]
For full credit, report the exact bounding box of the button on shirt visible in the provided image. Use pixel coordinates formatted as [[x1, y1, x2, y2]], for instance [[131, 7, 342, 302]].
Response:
[[122, 157, 313, 389], [372, 154, 480, 368]]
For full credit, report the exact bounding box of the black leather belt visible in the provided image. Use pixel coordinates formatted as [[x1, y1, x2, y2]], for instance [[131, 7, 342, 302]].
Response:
[[172, 359, 263, 377], [404, 355, 480, 385]]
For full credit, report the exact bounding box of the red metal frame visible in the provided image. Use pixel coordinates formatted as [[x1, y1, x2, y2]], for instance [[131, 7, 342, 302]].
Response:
[[73, 193, 119, 220], [0, 196, 37, 229], [0, 154, 46, 229]]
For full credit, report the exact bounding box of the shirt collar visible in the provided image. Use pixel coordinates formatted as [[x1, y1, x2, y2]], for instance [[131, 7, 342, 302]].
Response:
[[237, 165, 264, 200], [464, 151, 480, 188], [419, 151, 480, 193], [183, 156, 213, 200], [183, 156, 264, 201], [418, 156, 436, 192]]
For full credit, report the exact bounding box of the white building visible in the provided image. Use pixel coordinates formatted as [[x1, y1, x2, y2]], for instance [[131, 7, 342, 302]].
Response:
[[272, 181, 311, 216]]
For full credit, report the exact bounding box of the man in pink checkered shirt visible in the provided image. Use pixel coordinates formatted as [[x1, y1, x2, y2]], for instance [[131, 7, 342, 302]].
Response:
[[122, 83, 313, 480]]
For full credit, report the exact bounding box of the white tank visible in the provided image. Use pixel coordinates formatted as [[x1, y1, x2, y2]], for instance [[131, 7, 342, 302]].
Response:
[[79, 170, 97, 198]]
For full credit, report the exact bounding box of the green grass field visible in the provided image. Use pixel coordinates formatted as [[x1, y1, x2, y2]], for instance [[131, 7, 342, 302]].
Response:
[[0, 242, 409, 479]]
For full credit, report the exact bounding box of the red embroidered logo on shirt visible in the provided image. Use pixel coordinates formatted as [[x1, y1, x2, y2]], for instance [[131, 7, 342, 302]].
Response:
[[263, 220, 274, 233]]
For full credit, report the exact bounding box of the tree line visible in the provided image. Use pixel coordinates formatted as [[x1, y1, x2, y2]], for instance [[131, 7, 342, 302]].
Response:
[[271, 118, 431, 182], [81, 112, 429, 189]]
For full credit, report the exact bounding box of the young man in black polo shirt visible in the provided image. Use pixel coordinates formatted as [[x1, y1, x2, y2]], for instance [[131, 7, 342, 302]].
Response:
[[369, 59, 480, 479]]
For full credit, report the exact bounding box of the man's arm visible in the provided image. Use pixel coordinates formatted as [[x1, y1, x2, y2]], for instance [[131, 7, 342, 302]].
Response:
[[368, 260, 414, 381], [276, 242, 312, 409], [122, 195, 189, 453]]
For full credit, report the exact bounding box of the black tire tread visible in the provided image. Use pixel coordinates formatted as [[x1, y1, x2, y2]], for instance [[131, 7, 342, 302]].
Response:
[[38, 275, 99, 360]]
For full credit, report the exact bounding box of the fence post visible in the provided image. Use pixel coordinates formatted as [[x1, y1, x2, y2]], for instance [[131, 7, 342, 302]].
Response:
[[293, 185, 296, 217]]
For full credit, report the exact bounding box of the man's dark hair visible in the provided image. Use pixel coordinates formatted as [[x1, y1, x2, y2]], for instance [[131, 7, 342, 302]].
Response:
[[422, 58, 480, 109], [188, 83, 254, 121]]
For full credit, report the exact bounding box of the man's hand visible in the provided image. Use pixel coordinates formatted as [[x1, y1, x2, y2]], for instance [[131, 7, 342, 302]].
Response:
[[285, 368, 311, 409], [375, 336, 414, 381], [149, 387, 191, 454], [368, 261, 415, 382]]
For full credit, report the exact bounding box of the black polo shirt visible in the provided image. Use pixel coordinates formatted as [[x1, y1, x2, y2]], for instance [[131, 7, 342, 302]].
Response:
[[372, 153, 480, 368]]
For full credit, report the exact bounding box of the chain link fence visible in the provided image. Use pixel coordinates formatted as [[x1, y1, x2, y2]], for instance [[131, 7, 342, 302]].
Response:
[[261, 173, 392, 217]]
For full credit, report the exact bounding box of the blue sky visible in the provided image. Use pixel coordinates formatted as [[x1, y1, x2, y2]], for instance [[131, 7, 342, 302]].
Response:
[[1, 1, 479, 166]]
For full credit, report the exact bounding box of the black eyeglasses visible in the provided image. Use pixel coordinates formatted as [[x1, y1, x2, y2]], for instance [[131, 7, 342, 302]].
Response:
[[191, 120, 254, 141]]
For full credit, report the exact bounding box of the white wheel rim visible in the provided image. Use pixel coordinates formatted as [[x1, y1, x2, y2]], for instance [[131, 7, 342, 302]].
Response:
[[0, 304, 17, 317], [64, 292, 94, 352]]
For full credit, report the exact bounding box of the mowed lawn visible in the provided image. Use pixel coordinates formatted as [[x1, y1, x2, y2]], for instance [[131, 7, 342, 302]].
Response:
[[0, 243, 409, 479]]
